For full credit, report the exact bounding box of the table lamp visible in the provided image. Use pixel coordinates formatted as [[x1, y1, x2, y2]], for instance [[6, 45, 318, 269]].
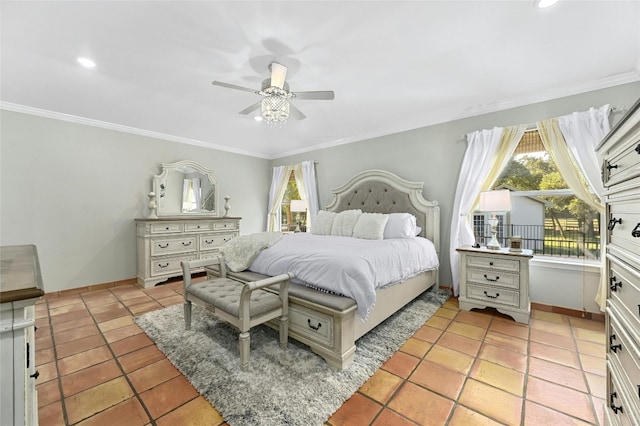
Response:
[[478, 190, 511, 250], [289, 200, 307, 232]]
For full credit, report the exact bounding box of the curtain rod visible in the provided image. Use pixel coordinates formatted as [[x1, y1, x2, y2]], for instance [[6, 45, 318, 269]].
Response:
[[459, 105, 626, 141]]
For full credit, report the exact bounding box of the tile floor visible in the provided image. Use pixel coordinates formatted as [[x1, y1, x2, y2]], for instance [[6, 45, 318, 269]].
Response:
[[35, 279, 606, 425]]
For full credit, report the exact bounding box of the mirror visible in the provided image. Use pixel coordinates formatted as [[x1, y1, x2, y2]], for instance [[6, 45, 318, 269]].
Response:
[[153, 160, 218, 216]]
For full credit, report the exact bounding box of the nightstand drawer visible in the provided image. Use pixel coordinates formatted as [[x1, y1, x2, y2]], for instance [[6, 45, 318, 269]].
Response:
[[466, 284, 519, 307], [467, 255, 520, 272], [467, 269, 520, 290]]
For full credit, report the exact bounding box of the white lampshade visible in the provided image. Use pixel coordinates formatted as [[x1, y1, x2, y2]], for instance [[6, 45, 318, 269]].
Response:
[[478, 190, 512, 212], [290, 200, 307, 213]]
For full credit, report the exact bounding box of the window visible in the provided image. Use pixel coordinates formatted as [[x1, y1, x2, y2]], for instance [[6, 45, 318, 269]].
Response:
[[475, 130, 601, 259], [280, 171, 307, 232]]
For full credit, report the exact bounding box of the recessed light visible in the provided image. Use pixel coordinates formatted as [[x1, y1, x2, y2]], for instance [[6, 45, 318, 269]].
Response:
[[535, 0, 559, 8], [77, 57, 96, 69], [254, 116, 263, 122]]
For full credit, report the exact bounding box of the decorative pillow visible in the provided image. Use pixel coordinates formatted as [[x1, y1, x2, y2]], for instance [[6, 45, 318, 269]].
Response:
[[311, 210, 337, 235], [415, 225, 423, 236], [383, 213, 417, 239], [331, 209, 362, 237], [353, 213, 389, 240]]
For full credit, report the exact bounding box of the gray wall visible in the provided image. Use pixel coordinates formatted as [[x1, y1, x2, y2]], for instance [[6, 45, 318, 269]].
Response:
[[274, 82, 640, 289], [2, 82, 638, 295], [0, 110, 270, 292]]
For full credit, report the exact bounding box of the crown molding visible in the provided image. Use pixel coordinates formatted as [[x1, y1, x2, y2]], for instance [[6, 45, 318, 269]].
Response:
[[0, 102, 269, 159]]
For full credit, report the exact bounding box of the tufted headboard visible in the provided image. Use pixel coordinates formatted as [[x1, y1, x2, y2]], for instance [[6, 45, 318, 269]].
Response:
[[324, 169, 440, 255]]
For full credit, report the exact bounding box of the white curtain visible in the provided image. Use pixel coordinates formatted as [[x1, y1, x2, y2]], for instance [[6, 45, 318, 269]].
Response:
[[553, 105, 611, 311], [266, 165, 292, 231], [557, 105, 611, 203], [450, 128, 503, 296], [300, 160, 320, 229], [449, 125, 526, 296]]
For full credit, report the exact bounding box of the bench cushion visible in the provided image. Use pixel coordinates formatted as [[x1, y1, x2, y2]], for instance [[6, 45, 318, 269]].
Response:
[[187, 278, 282, 316]]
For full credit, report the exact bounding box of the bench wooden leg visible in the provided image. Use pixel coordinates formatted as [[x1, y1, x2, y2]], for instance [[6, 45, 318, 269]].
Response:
[[239, 331, 250, 371], [184, 301, 192, 330], [279, 315, 288, 349]]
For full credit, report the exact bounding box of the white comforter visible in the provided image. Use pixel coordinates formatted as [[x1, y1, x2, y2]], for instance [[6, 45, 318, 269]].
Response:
[[249, 233, 439, 321]]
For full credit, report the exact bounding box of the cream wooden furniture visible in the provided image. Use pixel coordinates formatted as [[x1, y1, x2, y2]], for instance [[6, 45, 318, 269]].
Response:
[[596, 98, 640, 425], [456, 246, 533, 323], [209, 169, 439, 370], [181, 256, 292, 371], [136, 216, 240, 288], [1, 245, 44, 426]]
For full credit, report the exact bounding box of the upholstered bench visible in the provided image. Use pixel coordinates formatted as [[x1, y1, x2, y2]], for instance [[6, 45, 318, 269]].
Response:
[[181, 257, 293, 371]]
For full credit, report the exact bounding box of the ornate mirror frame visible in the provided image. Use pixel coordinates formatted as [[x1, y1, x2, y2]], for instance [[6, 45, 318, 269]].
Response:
[[152, 160, 219, 217]]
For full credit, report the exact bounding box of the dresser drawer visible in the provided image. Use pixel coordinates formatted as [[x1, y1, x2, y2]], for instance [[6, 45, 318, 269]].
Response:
[[466, 284, 519, 307], [213, 220, 238, 231], [606, 359, 639, 426], [150, 222, 183, 234], [609, 257, 640, 333], [604, 133, 640, 188], [609, 201, 640, 256], [608, 310, 640, 404], [467, 268, 520, 290], [288, 304, 333, 347], [150, 237, 197, 256], [184, 221, 214, 232], [199, 233, 235, 251], [151, 254, 197, 276], [466, 255, 520, 273]]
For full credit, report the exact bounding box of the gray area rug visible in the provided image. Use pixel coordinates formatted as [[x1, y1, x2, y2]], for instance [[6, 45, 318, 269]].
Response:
[[135, 287, 450, 425]]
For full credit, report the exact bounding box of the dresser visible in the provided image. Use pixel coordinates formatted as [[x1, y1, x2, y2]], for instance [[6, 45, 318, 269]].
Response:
[[596, 99, 640, 425], [456, 246, 533, 323], [136, 216, 240, 288], [0, 245, 44, 426]]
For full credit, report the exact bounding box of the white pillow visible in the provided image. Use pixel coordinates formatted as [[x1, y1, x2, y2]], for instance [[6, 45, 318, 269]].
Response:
[[312, 210, 337, 235], [383, 213, 417, 239], [331, 209, 362, 237], [353, 213, 389, 240]]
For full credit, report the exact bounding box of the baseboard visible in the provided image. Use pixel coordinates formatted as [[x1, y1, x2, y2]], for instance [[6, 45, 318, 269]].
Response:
[[42, 277, 138, 299], [530, 301, 605, 323]]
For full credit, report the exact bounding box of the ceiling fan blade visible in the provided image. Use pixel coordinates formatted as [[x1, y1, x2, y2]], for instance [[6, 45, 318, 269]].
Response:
[[293, 90, 335, 100], [289, 104, 307, 120], [238, 101, 262, 115], [270, 62, 288, 89], [212, 81, 257, 94]]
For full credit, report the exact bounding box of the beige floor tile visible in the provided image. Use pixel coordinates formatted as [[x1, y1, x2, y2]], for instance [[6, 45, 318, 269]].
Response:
[[409, 359, 467, 400], [399, 337, 432, 358], [64, 377, 135, 424], [447, 322, 487, 341], [155, 396, 224, 426], [359, 369, 404, 404], [448, 405, 503, 426], [469, 359, 525, 396], [478, 343, 527, 373], [526, 376, 597, 423], [458, 379, 522, 425], [388, 382, 454, 426], [424, 345, 475, 375]]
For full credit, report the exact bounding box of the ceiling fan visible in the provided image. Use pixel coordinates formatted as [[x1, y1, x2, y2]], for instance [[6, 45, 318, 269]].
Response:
[[212, 62, 334, 124]]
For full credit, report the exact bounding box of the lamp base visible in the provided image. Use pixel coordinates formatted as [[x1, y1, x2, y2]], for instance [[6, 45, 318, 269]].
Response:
[[486, 234, 501, 250]]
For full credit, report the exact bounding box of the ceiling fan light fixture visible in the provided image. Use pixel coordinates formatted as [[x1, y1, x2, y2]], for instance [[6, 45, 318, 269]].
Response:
[[260, 86, 291, 125]]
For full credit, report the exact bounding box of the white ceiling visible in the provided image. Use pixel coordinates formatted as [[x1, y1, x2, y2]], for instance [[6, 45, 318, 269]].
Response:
[[2, 1, 639, 159]]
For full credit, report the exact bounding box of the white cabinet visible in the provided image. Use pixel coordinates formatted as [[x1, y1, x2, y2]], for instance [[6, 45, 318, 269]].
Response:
[[456, 246, 533, 323], [136, 216, 240, 288], [597, 98, 640, 425], [0, 245, 44, 426]]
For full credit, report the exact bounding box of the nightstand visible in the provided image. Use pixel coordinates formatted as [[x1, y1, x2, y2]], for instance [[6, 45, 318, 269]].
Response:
[[456, 246, 533, 323]]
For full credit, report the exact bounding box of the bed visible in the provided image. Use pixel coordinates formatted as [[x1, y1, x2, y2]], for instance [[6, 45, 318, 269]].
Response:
[[209, 169, 440, 370]]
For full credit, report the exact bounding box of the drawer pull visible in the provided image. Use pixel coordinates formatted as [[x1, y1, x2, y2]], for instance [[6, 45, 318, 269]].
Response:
[[483, 291, 500, 299], [307, 319, 322, 331], [606, 162, 618, 171], [223, 238, 231, 242], [610, 392, 623, 414], [489, 261, 494, 266], [635, 143, 640, 154], [204, 239, 214, 244], [182, 241, 192, 247], [165, 226, 170, 230], [632, 223, 640, 238], [610, 334, 617, 345], [608, 217, 622, 231], [610, 343, 622, 353], [30, 370, 39, 380], [158, 263, 169, 268], [610, 276, 622, 292], [483, 274, 500, 282], [158, 243, 169, 249]]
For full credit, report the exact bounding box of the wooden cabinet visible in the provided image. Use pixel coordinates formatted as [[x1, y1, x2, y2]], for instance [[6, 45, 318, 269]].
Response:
[[136, 216, 240, 288], [596, 98, 640, 425], [0, 245, 44, 426], [456, 246, 533, 323]]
